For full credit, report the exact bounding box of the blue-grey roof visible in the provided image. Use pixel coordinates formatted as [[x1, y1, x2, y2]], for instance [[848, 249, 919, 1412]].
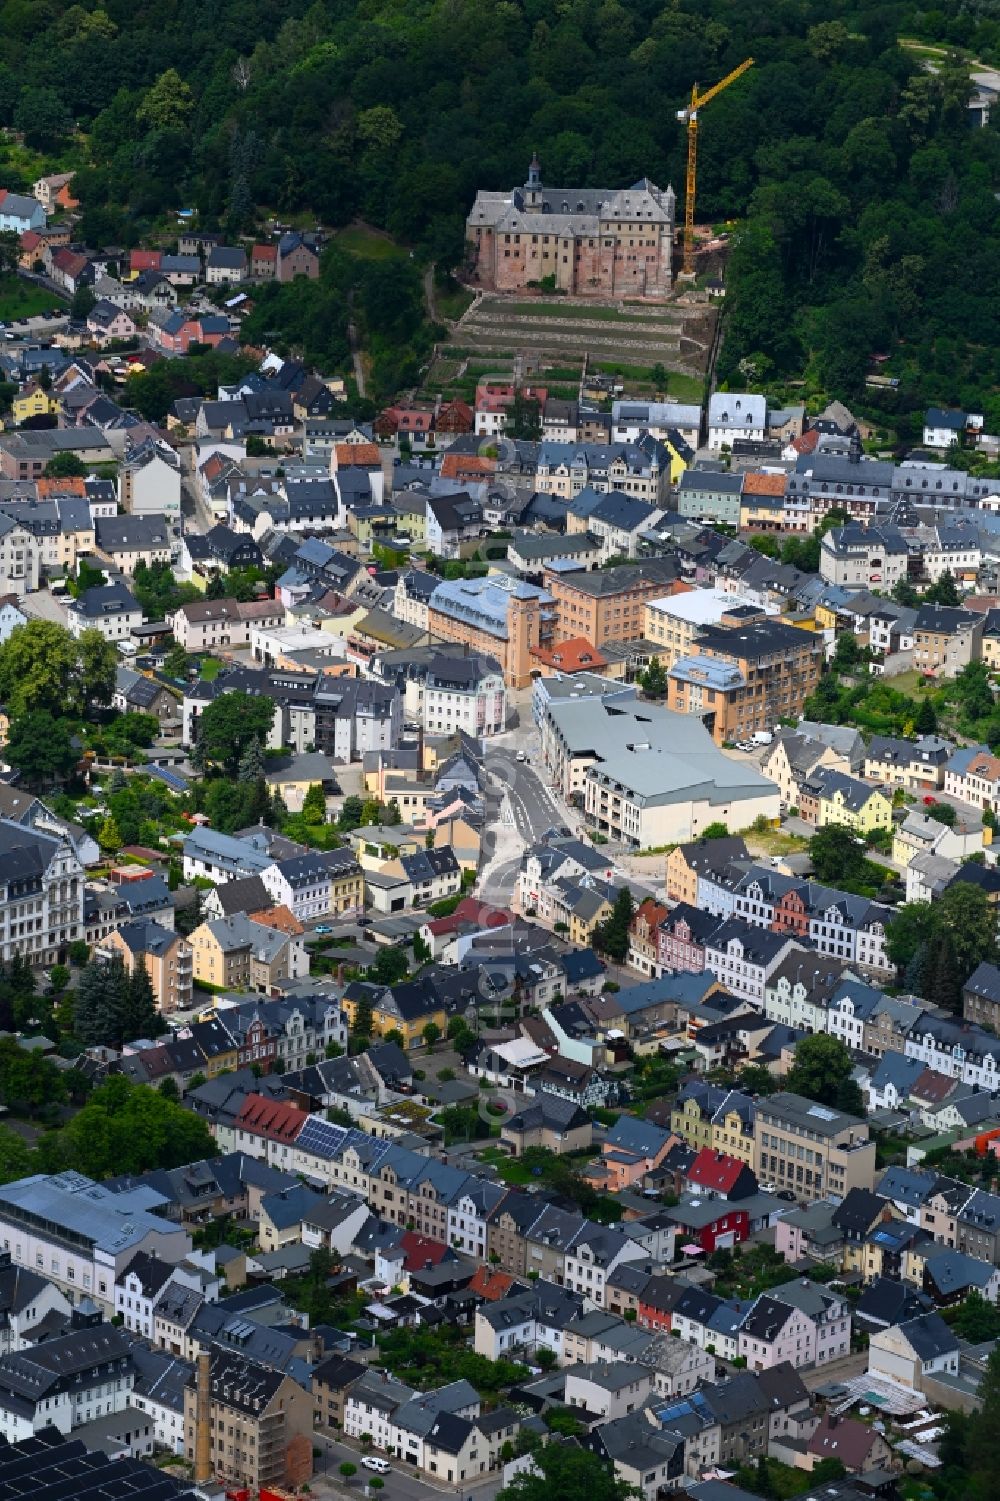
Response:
[[898, 1311, 960, 1361], [560, 949, 605, 984], [680, 470, 743, 495], [875, 1165, 939, 1209], [70, 581, 140, 619], [869, 1053, 924, 1095], [587, 491, 660, 530], [429, 574, 552, 641], [669, 654, 745, 691], [604, 1115, 672, 1158], [182, 826, 271, 875], [923, 1245, 996, 1295], [617, 973, 707, 1015], [261, 1183, 325, 1231], [0, 1172, 176, 1255], [926, 407, 967, 430], [829, 977, 887, 1020]]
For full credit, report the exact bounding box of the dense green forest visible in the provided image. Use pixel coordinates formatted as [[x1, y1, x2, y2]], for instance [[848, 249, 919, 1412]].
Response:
[[1, 0, 999, 418]]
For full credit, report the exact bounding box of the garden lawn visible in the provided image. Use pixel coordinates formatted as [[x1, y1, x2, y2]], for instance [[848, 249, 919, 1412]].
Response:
[[334, 225, 406, 260], [0, 277, 63, 320], [477, 1146, 534, 1185], [436, 284, 474, 321]]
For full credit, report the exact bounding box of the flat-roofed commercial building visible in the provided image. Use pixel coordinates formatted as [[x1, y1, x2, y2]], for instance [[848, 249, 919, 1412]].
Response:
[[540, 690, 779, 847], [645, 590, 776, 668]]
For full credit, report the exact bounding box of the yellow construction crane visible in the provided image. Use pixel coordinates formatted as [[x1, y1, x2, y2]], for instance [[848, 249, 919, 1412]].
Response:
[[676, 58, 754, 276]]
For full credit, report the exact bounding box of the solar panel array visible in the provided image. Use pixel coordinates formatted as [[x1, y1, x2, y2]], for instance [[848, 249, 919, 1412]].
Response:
[[294, 1115, 350, 1160], [0, 1430, 197, 1500]]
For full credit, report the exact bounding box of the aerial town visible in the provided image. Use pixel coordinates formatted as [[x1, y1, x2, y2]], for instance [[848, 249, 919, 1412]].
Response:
[[1, 10, 1000, 1501]]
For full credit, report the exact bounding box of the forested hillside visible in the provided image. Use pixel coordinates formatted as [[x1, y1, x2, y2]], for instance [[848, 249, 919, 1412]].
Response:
[[1, 0, 999, 420]]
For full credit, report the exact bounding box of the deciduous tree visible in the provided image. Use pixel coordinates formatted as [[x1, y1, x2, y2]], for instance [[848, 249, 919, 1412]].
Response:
[[194, 692, 275, 776], [786, 1034, 861, 1112], [5, 712, 78, 786]]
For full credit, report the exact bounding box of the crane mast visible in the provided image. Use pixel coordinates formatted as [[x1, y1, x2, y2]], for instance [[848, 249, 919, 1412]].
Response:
[[677, 58, 754, 276]]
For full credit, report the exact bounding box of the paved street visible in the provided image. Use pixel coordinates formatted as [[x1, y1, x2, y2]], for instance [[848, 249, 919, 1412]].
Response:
[[484, 730, 571, 846], [311, 1431, 503, 1501], [178, 439, 221, 534]]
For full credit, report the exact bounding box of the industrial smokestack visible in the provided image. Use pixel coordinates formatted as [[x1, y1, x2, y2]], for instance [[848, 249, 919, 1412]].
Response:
[[194, 1349, 213, 1486]]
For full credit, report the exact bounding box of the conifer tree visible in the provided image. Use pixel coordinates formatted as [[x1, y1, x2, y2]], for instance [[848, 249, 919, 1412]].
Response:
[[98, 957, 130, 1048], [122, 963, 162, 1043], [238, 736, 265, 784], [73, 961, 107, 1046]]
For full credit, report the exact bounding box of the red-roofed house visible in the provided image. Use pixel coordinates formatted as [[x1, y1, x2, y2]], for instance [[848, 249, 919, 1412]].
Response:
[[330, 442, 384, 504], [787, 428, 821, 457], [530, 637, 608, 676], [440, 452, 496, 485], [130, 249, 162, 273], [806, 1414, 893, 1472], [628, 898, 670, 978], [740, 470, 790, 532], [373, 404, 436, 451], [474, 382, 548, 438], [18, 230, 42, 270], [55, 180, 79, 211], [911, 1067, 959, 1113], [226, 1094, 308, 1162], [436, 399, 474, 438], [399, 1232, 451, 1272], [251, 243, 278, 279], [37, 475, 86, 498], [468, 1265, 519, 1301], [419, 897, 513, 960], [686, 1148, 758, 1201], [375, 1231, 454, 1287], [50, 247, 92, 294]]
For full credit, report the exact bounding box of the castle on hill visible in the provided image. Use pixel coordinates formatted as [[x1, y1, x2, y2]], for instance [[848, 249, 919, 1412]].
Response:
[[465, 154, 675, 300]]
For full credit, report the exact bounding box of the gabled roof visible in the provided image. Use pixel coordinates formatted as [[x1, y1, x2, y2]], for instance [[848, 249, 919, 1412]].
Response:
[[892, 1311, 959, 1360], [922, 1244, 998, 1295], [234, 1094, 307, 1143], [738, 1293, 795, 1341], [687, 1148, 753, 1196], [807, 1413, 883, 1468]]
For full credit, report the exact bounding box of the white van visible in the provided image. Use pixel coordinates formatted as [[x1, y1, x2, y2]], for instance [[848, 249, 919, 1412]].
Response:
[[362, 1457, 391, 1474]]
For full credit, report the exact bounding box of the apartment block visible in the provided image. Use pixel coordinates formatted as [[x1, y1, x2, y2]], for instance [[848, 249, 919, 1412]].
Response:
[[753, 1092, 875, 1204], [912, 604, 984, 678], [97, 919, 193, 1015], [427, 575, 552, 689], [544, 561, 681, 651], [183, 1351, 314, 1491], [0, 820, 85, 967], [667, 618, 823, 747]]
